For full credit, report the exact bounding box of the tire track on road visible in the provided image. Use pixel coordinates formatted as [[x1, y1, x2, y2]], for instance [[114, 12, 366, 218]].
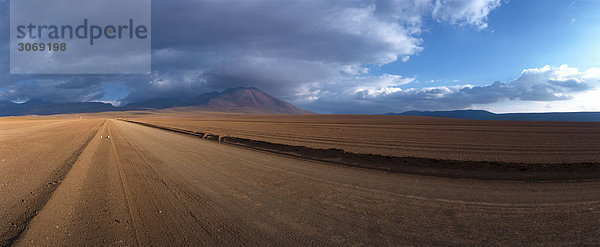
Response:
[[106, 120, 142, 247], [108, 120, 225, 246], [2, 120, 105, 247]]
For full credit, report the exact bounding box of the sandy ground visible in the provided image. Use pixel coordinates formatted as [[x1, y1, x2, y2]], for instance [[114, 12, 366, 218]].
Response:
[[124, 113, 600, 163], [0, 118, 598, 246], [0, 118, 104, 245]]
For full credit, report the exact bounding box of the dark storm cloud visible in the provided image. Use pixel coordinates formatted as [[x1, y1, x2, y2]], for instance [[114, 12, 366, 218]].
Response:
[[11, 0, 592, 114], [0, 0, 9, 77], [0, 74, 136, 103], [120, 0, 431, 103], [151, 0, 420, 64], [0, 0, 499, 105], [129, 0, 508, 104], [55, 78, 101, 89], [3, 77, 104, 102]]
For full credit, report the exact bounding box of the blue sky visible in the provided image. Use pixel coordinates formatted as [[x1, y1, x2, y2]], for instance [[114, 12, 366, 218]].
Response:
[[1, 0, 599, 114], [380, 0, 600, 86]]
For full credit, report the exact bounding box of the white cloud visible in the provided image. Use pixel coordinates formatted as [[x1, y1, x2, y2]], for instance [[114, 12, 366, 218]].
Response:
[[583, 68, 600, 80], [432, 0, 502, 30], [480, 87, 600, 113], [93, 100, 122, 107], [515, 64, 597, 94], [352, 74, 416, 98], [297, 65, 600, 113]]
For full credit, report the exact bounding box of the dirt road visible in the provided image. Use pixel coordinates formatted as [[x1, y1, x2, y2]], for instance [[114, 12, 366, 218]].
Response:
[[0, 119, 103, 246], [3, 119, 599, 246]]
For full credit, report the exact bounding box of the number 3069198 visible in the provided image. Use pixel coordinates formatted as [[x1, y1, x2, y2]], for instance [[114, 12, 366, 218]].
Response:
[[17, 42, 66, 52]]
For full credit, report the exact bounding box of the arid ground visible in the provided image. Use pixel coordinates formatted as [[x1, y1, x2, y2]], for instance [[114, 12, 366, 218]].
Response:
[[125, 111, 600, 163], [1, 113, 599, 246]]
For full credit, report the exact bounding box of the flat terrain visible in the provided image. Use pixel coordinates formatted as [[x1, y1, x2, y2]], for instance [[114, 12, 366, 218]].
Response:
[[0, 116, 598, 246], [125, 113, 600, 163]]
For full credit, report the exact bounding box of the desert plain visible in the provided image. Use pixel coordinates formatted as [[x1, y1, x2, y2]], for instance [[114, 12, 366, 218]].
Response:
[[0, 112, 599, 246]]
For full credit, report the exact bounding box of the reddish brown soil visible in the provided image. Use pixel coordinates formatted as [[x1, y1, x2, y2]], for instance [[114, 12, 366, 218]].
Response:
[[0, 115, 598, 246], [124, 113, 600, 163]]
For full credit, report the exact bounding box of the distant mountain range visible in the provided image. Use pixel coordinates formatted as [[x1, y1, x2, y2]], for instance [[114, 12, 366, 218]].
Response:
[[386, 110, 600, 122], [0, 87, 311, 116], [4, 88, 598, 121]]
